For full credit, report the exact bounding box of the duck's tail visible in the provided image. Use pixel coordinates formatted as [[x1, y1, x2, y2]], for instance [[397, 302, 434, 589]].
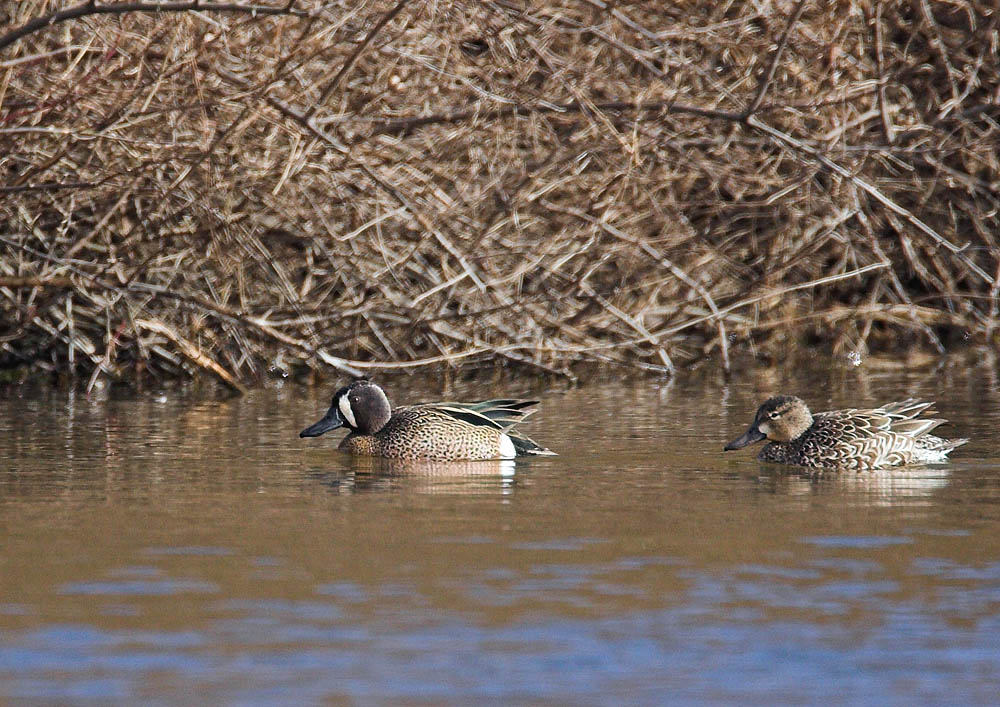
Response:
[[918, 434, 969, 453], [510, 433, 557, 457]]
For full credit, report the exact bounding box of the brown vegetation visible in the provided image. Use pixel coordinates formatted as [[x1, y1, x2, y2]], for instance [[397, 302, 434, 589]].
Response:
[[1, 0, 998, 389]]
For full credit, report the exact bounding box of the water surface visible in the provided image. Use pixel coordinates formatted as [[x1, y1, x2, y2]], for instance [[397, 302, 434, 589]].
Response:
[[2, 361, 1000, 703]]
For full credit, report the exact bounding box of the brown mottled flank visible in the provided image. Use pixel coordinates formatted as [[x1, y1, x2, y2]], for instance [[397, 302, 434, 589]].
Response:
[[340, 406, 509, 461]]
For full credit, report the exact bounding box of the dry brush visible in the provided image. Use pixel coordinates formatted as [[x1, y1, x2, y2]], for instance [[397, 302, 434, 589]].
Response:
[[1, 0, 998, 389]]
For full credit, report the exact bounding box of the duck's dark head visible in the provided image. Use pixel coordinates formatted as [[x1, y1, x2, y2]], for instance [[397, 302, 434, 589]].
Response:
[[299, 379, 392, 438], [724, 395, 813, 450]]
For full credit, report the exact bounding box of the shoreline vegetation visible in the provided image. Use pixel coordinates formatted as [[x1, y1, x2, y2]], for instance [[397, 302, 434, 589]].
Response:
[[1, 1, 998, 391]]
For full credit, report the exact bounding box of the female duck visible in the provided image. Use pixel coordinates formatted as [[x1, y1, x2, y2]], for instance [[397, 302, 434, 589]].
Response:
[[300, 379, 555, 461], [724, 395, 967, 470]]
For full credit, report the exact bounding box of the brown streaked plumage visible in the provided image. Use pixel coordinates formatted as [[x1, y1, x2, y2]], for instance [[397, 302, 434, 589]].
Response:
[[300, 379, 555, 462], [724, 395, 967, 470]]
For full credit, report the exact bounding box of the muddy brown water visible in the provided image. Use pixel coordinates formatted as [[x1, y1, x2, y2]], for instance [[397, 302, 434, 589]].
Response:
[[2, 361, 1000, 703]]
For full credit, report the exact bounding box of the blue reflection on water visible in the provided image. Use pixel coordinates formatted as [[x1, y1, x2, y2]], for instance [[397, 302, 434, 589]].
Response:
[[1, 609, 998, 704], [799, 536, 913, 548], [59, 580, 218, 596], [3, 561, 1000, 704], [144, 546, 233, 556]]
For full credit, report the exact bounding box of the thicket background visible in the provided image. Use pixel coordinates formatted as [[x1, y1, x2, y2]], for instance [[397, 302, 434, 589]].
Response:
[[2, 0, 998, 389]]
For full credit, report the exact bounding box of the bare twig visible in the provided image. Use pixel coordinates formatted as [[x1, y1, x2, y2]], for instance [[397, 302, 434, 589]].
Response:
[[0, 2, 308, 54], [743, 0, 809, 118], [872, 1, 896, 144], [137, 318, 248, 393], [304, 0, 410, 120], [359, 99, 743, 141]]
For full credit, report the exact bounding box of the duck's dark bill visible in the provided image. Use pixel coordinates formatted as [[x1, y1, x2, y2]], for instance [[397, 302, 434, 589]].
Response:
[[299, 408, 344, 438], [724, 425, 766, 451]]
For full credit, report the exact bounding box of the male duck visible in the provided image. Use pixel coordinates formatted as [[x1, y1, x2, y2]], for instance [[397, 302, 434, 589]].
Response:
[[724, 395, 967, 470], [300, 379, 555, 461]]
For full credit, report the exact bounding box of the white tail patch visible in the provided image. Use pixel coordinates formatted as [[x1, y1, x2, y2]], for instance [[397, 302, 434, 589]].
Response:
[[527, 447, 558, 456], [498, 433, 516, 459], [338, 394, 357, 429]]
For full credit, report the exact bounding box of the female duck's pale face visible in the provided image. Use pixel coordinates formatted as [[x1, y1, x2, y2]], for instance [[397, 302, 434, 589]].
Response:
[[725, 396, 813, 450], [756, 398, 813, 442]]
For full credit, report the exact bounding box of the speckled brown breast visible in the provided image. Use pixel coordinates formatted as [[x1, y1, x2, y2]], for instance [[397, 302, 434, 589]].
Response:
[[338, 406, 507, 461]]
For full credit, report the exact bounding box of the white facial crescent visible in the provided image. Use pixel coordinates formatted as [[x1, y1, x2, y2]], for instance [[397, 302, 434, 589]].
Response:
[[339, 394, 358, 428]]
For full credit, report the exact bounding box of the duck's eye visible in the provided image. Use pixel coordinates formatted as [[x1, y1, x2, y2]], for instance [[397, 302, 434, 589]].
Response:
[[768, 411, 780, 419]]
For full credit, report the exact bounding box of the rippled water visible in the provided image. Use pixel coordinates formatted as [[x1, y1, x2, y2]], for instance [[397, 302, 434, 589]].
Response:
[[2, 360, 1000, 703]]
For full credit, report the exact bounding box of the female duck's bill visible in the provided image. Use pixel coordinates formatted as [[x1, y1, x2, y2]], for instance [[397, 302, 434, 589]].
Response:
[[723, 425, 765, 450]]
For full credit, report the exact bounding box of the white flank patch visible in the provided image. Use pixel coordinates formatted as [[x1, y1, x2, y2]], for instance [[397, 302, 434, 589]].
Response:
[[338, 394, 357, 429], [498, 433, 516, 459], [912, 448, 950, 463]]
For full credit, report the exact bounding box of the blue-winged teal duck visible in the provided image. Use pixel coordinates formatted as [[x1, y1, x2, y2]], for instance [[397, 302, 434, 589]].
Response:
[[299, 379, 555, 461], [724, 395, 967, 470]]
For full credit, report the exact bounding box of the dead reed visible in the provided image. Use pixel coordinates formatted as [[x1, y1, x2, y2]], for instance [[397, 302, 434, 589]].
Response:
[[1, 0, 998, 389]]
